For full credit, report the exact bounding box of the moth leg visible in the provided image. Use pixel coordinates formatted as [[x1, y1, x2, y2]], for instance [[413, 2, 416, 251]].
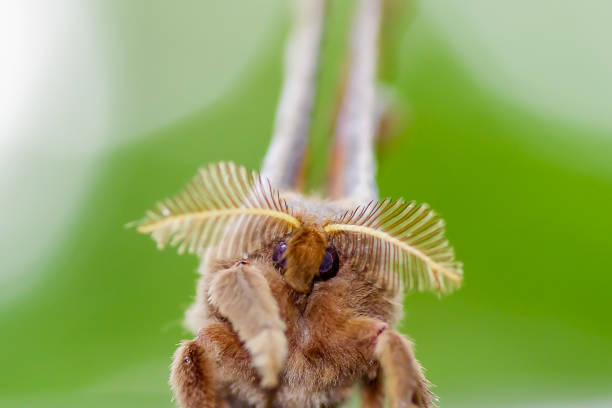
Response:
[[208, 262, 288, 388], [361, 367, 385, 408], [170, 337, 218, 408], [374, 330, 435, 408], [334, 316, 386, 408]]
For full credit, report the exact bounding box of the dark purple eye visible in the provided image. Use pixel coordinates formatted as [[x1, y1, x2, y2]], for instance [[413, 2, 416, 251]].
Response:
[[272, 241, 287, 268], [318, 246, 339, 280]]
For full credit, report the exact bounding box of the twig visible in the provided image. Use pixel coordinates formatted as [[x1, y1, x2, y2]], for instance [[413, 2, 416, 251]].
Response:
[[261, 0, 326, 191], [329, 0, 381, 204]]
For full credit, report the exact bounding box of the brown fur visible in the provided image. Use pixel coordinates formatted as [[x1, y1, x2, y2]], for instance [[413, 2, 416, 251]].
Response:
[[170, 339, 216, 408], [207, 263, 287, 388], [284, 224, 326, 293], [375, 331, 434, 408], [172, 203, 435, 408], [361, 367, 384, 408]]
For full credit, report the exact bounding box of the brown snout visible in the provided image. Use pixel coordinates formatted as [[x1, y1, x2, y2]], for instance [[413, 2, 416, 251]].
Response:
[[283, 225, 326, 293]]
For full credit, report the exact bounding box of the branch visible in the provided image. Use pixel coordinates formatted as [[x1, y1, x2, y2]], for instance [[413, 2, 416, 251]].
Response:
[[260, 0, 326, 191], [329, 0, 381, 204]]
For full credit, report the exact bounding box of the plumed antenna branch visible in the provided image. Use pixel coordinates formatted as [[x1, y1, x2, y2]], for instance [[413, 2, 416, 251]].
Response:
[[325, 198, 463, 293], [132, 162, 301, 258]]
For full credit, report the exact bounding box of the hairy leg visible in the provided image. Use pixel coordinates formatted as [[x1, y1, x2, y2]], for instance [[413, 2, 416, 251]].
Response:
[[361, 367, 385, 408], [208, 262, 288, 388], [170, 338, 217, 408], [374, 330, 435, 408], [341, 317, 432, 408]]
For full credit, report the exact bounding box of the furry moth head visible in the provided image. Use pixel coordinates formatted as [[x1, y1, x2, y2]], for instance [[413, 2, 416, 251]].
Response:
[[132, 162, 463, 293]]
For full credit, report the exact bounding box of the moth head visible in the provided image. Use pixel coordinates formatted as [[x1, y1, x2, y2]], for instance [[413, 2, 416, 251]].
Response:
[[131, 162, 463, 295]]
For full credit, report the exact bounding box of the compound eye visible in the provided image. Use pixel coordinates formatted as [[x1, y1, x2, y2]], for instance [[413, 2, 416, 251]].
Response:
[[318, 246, 339, 280], [272, 241, 287, 268]]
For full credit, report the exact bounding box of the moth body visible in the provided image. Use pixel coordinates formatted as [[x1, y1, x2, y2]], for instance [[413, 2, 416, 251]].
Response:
[[181, 195, 410, 408], [136, 162, 461, 407]]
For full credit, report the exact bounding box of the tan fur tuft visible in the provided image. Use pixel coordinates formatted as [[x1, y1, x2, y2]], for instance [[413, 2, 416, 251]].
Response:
[[208, 263, 288, 388], [284, 224, 327, 292]]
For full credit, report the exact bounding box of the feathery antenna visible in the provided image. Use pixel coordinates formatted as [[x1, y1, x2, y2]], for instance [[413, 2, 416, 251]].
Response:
[[325, 199, 463, 293], [132, 162, 301, 258]]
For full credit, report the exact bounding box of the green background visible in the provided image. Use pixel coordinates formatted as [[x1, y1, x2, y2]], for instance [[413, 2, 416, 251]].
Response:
[[2, 1, 611, 407]]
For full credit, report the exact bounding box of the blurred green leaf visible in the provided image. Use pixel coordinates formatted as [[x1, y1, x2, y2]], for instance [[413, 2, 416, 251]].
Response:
[[2, 2, 611, 407]]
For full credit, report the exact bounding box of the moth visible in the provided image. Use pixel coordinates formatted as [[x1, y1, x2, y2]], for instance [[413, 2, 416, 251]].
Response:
[[133, 1, 462, 407]]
